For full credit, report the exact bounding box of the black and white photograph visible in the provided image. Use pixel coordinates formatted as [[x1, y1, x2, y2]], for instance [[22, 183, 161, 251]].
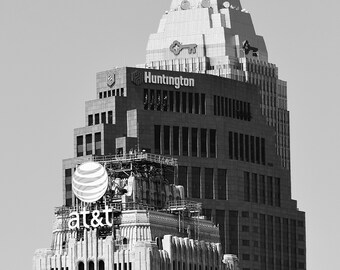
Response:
[[0, 1, 338, 270]]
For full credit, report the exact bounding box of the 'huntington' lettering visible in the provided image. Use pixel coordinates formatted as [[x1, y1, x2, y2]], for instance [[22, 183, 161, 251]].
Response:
[[144, 72, 194, 89]]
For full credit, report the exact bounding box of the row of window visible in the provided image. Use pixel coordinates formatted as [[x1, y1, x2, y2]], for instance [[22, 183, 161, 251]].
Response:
[[244, 172, 281, 207], [76, 261, 105, 270], [218, 210, 306, 270], [172, 261, 218, 270], [246, 62, 276, 77], [76, 133, 102, 157], [88, 111, 113, 126], [213, 95, 251, 121], [99, 88, 125, 99], [154, 125, 216, 158], [249, 75, 277, 94], [229, 132, 266, 165], [144, 89, 206, 115], [177, 166, 227, 200]]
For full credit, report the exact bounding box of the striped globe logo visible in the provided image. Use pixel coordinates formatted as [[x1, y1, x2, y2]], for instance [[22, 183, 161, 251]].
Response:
[[72, 162, 108, 203]]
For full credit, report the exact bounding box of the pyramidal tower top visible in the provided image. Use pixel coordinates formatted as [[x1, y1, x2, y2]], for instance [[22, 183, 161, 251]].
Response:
[[144, 0, 290, 169], [146, 0, 268, 71]]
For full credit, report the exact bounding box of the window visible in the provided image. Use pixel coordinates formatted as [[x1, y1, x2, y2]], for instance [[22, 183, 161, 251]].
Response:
[[217, 169, 227, 200], [76, 136, 83, 157], [182, 127, 189, 156], [182, 92, 187, 113], [234, 132, 239, 159], [154, 125, 161, 154], [194, 93, 199, 114], [99, 92, 102, 99], [209, 129, 216, 158], [188, 93, 193, 113], [275, 178, 281, 207], [178, 166, 188, 197], [78, 262, 84, 270], [225, 98, 229, 117], [101, 112, 106, 124], [298, 262, 305, 269], [89, 261, 94, 270], [169, 91, 174, 111], [261, 138, 266, 165], [88, 115, 93, 126], [260, 175, 266, 204], [99, 261, 105, 270], [242, 226, 249, 232], [229, 132, 233, 159], [108, 111, 113, 124], [162, 91, 168, 111], [216, 210, 226, 252], [201, 94, 206, 114], [267, 177, 273, 206], [95, 132, 101, 156], [86, 134, 92, 155], [103, 91, 107, 98], [298, 249, 305, 256], [252, 173, 258, 203], [240, 134, 244, 161], [242, 254, 250, 260], [191, 128, 198, 157], [245, 135, 249, 161], [156, 90, 161, 111], [173, 126, 179, 156], [191, 167, 201, 198], [95, 113, 100, 125], [244, 172, 250, 202], [175, 92, 181, 112], [250, 136, 255, 163], [164, 126, 170, 155], [242, 211, 249, 218], [256, 137, 260, 163], [242, 240, 250, 246], [200, 129, 207, 157], [205, 168, 213, 199], [150, 90, 155, 110], [229, 211, 238, 255]]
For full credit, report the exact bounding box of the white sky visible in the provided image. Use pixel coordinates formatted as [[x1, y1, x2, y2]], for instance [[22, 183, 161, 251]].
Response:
[[0, 0, 339, 269]]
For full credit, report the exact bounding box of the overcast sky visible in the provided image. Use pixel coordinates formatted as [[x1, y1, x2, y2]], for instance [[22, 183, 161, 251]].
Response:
[[0, 0, 339, 269]]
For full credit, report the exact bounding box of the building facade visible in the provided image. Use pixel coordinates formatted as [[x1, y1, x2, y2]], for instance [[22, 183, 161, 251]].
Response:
[[36, 1, 306, 270]]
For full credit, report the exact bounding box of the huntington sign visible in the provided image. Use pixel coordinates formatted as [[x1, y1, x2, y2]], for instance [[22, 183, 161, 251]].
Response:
[[131, 71, 195, 89]]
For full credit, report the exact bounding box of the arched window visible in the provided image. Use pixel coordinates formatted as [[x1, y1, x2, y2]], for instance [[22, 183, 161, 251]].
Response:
[[99, 260, 105, 270], [89, 261, 94, 270], [78, 262, 84, 270]]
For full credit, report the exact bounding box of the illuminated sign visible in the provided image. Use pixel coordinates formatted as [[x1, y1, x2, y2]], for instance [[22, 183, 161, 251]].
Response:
[[72, 162, 108, 203], [170, 40, 197, 56], [131, 71, 195, 89]]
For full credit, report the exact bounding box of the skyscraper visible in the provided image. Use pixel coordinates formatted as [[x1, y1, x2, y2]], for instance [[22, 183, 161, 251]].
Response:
[[35, 1, 306, 270]]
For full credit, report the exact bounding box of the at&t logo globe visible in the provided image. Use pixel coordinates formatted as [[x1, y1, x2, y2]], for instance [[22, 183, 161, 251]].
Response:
[[72, 162, 108, 203]]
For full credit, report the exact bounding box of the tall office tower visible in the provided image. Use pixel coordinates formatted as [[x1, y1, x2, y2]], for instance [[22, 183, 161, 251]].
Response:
[[144, 0, 290, 169], [56, 1, 306, 270]]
